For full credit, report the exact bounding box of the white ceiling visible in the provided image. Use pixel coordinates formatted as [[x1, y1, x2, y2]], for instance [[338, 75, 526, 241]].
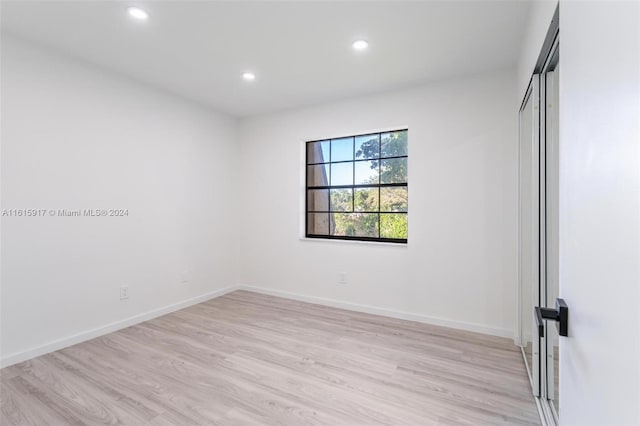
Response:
[[1, 1, 532, 117]]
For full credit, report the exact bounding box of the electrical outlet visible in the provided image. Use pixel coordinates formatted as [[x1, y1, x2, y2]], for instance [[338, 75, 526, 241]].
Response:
[[338, 272, 348, 284], [120, 285, 129, 300]]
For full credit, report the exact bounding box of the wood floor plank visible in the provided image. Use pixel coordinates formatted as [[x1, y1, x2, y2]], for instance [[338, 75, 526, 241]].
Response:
[[0, 290, 540, 425], [1, 376, 73, 426]]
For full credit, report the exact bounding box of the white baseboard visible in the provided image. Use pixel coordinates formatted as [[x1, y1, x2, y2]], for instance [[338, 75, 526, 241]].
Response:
[[1, 284, 513, 368], [237, 285, 513, 338], [0, 286, 237, 368]]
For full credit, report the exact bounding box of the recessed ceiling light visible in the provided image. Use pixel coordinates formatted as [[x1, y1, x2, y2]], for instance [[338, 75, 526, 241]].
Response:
[[242, 72, 256, 81], [352, 40, 369, 51], [127, 7, 149, 20]]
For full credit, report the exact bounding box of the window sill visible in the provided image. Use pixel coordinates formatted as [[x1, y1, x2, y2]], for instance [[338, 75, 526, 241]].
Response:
[[299, 236, 409, 247]]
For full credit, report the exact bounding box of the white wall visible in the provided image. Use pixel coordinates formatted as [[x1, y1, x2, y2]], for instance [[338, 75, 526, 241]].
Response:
[[0, 36, 238, 365], [559, 1, 640, 424], [237, 69, 518, 337]]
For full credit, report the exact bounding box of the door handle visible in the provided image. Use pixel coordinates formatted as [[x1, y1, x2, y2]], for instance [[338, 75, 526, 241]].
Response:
[[535, 298, 568, 337]]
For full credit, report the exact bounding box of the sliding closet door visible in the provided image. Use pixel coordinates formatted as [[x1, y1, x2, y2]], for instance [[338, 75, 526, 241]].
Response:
[[542, 47, 560, 421], [520, 42, 561, 424], [519, 76, 540, 396], [520, 12, 561, 423]]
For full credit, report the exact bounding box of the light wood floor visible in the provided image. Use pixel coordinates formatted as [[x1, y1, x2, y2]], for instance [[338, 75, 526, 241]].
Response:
[[1, 290, 540, 425]]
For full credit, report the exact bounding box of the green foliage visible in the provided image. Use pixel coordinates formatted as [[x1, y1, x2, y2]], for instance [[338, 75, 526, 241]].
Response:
[[380, 157, 408, 184], [330, 130, 408, 240], [381, 214, 408, 239], [330, 189, 352, 212], [356, 131, 408, 184], [332, 213, 378, 237], [380, 187, 407, 212], [354, 188, 378, 212], [355, 135, 379, 159]]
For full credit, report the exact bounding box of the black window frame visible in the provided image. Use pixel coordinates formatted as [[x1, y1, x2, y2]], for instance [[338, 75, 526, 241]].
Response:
[[305, 129, 408, 244]]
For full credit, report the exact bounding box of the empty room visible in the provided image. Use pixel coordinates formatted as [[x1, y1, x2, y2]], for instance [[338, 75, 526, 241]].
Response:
[[1, 1, 638, 425]]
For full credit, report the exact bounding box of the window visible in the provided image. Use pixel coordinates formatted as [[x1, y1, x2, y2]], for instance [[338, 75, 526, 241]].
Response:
[[306, 129, 408, 243]]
